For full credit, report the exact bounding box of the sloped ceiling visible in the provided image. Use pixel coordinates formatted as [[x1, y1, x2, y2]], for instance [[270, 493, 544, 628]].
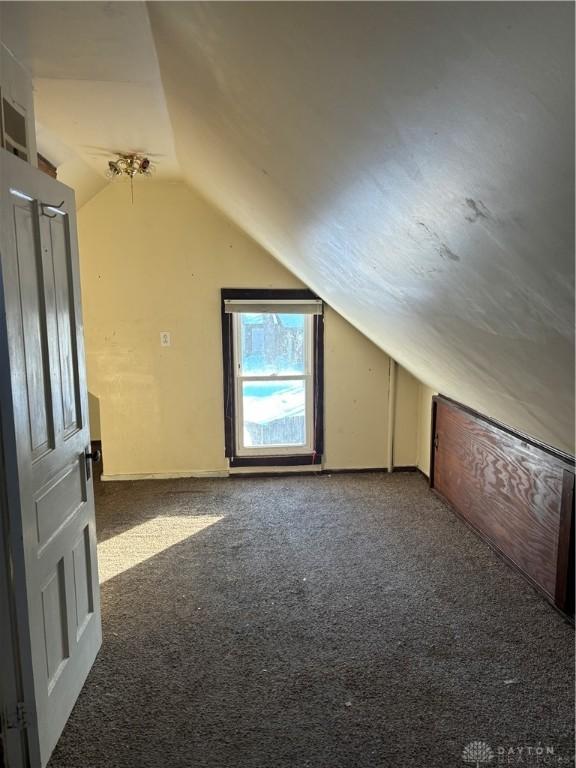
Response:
[[1, 1, 181, 206], [147, 1, 574, 453], [3, 2, 574, 452]]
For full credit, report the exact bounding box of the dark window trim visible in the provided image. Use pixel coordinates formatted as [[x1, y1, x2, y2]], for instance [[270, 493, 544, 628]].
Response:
[[222, 288, 321, 302], [221, 288, 324, 468], [230, 454, 323, 468]]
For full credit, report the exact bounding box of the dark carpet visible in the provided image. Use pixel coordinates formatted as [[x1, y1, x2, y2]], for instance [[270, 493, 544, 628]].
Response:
[[48, 472, 574, 768]]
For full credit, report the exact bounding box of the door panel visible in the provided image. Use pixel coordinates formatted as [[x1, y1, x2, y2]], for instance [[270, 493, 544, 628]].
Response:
[[35, 460, 86, 553], [0, 149, 101, 767], [72, 525, 95, 641], [40, 561, 69, 691], [48, 214, 81, 437], [12, 199, 53, 458]]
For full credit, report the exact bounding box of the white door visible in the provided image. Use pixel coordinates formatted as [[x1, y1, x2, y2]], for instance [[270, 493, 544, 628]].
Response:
[[0, 149, 101, 767]]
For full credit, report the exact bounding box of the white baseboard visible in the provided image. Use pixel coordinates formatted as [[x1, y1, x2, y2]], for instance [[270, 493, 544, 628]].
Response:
[[100, 469, 229, 482], [100, 466, 394, 482], [322, 466, 388, 473]]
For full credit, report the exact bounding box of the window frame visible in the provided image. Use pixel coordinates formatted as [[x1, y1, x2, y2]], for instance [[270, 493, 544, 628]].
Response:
[[0, 92, 29, 162], [221, 288, 324, 468], [233, 312, 314, 457]]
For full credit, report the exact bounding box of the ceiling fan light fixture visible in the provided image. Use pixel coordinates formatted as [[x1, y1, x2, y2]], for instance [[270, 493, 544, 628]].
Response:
[[106, 152, 154, 202]]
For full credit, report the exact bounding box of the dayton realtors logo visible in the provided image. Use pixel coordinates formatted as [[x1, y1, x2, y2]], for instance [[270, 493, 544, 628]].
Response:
[[462, 741, 562, 766], [463, 742, 494, 766]]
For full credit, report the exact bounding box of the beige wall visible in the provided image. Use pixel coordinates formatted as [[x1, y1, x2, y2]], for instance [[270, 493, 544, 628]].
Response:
[[393, 366, 420, 467], [78, 181, 415, 478], [88, 393, 101, 441], [416, 384, 436, 476], [323, 307, 389, 470]]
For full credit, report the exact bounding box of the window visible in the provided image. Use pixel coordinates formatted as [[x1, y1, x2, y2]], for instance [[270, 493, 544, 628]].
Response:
[[222, 289, 324, 467], [0, 94, 28, 161]]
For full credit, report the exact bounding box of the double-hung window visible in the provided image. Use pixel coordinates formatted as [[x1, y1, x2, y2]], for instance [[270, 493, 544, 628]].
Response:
[[222, 289, 324, 467]]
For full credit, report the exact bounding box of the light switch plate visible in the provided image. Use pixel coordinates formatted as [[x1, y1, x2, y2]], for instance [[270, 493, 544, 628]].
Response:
[[160, 331, 171, 347]]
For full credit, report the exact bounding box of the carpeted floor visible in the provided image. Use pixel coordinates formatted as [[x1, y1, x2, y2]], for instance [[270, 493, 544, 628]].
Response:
[[48, 472, 574, 768]]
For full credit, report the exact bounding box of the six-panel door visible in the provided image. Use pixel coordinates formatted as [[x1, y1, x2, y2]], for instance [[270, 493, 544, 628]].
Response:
[[0, 149, 101, 768]]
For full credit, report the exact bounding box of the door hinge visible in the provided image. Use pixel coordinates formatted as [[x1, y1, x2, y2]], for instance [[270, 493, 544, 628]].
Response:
[[6, 702, 27, 731], [434, 434, 439, 450]]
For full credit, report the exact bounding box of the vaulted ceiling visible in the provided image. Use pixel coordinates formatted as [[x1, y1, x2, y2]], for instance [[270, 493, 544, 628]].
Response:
[[2, 1, 574, 452]]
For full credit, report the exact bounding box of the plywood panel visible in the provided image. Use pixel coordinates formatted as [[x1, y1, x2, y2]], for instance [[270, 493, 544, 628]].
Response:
[[432, 397, 574, 607]]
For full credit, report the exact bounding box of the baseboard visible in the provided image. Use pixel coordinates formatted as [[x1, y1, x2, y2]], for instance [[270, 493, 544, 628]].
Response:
[[231, 467, 389, 479], [324, 466, 422, 475], [101, 466, 414, 482], [100, 470, 229, 481], [229, 466, 392, 479], [230, 469, 323, 479], [322, 466, 388, 474], [230, 464, 320, 476]]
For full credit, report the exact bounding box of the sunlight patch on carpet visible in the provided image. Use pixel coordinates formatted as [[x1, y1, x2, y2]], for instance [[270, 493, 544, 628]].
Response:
[[97, 515, 223, 583]]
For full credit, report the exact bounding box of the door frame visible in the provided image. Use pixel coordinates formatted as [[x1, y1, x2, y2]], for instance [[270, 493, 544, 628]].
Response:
[[0, 429, 28, 768]]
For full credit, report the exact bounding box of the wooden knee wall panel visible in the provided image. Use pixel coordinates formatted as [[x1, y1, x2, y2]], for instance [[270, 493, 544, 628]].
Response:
[[430, 396, 574, 615]]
